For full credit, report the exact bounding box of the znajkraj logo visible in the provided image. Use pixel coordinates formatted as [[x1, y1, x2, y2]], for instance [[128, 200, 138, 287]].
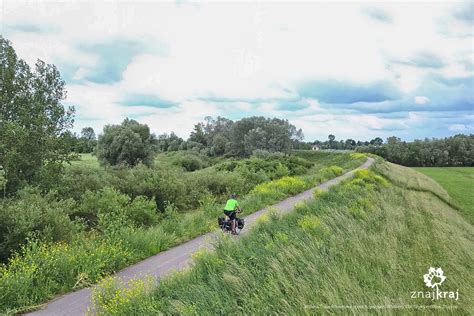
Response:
[[411, 267, 459, 301]]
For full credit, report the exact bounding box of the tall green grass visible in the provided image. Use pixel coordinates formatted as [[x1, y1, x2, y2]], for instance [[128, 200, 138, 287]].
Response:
[[0, 153, 366, 314], [92, 160, 474, 315], [69, 153, 100, 168]]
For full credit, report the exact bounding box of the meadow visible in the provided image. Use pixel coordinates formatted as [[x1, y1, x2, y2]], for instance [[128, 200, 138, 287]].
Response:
[[91, 159, 474, 315], [0, 151, 365, 314], [70, 153, 101, 168], [413, 167, 474, 224]]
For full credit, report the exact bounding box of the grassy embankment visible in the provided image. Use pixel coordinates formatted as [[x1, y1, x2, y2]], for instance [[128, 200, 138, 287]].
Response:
[[92, 159, 474, 315], [413, 167, 473, 224], [0, 151, 365, 314]]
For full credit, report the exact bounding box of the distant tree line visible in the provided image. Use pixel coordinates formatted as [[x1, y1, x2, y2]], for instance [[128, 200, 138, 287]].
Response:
[[154, 116, 303, 158], [77, 116, 304, 167], [68, 127, 98, 153], [295, 133, 473, 167], [295, 134, 384, 150], [356, 134, 474, 167]]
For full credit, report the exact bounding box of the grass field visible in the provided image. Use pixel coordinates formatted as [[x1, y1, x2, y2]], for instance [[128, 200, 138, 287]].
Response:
[[92, 160, 474, 315], [69, 153, 100, 168], [413, 167, 474, 224]]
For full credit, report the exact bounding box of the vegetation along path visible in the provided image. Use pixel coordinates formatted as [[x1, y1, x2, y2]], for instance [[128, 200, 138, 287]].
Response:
[[30, 157, 374, 316]]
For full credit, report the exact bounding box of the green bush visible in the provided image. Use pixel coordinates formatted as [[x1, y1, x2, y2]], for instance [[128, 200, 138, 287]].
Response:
[[250, 176, 306, 196], [57, 164, 108, 200], [173, 154, 206, 171], [215, 156, 312, 189], [0, 188, 78, 261], [104, 165, 187, 212], [127, 196, 158, 227], [186, 169, 247, 200], [74, 187, 158, 230]]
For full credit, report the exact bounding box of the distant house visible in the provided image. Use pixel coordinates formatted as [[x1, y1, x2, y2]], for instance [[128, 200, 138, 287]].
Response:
[[312, 145, 320, 151]]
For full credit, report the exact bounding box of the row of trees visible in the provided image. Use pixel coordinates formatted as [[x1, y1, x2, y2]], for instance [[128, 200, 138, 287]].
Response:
[[70, 127, 97, 153], [297, 135, 384, 150], [187, 116, 304, 156], [357, 134, 474, 167], [95, 116, 304, 167]]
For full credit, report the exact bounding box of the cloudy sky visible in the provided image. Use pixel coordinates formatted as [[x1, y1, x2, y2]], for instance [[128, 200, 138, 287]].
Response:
[[1, 0, 473, 141]]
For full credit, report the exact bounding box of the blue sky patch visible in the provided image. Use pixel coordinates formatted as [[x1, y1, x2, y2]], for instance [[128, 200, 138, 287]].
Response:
[[70, 39, 167, 84], [121, 94, 177, 108], [275, 100, 309, 111], [363, 7, 393, 23], [3, 23, 57, 34], [77, 40, 143, 84], [392, 51, 445, 68], [297, 80, 401, 104]]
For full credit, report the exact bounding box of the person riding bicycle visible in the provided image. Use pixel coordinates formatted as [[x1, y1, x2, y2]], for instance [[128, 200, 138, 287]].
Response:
[[224, 194, 241, 234]]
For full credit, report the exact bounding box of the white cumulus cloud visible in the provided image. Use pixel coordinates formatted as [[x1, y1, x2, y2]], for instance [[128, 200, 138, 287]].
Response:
[[414, 96, 430, 104]]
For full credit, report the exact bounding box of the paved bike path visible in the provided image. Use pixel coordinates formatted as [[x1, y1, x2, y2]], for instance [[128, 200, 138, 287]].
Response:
[[29, 157, 374, 316]]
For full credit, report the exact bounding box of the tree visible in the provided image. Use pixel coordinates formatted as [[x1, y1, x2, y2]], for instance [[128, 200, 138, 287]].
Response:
[[167, 132, 182, 151], [96, 118, 154, 166], [81, 127, 96, 141], [0, 36, 75, 194], [75, 127, 97, 153], [345, 139, 356, 149], [156, 132, 183, 152], [185, 116, 303, 157], [328, 134, 336, 149], [210, 134, 228, 156], [370, 137, 383, 146], [356, 134, 473, 167], [189, 123, 207, 146], [229, 117, 301, 156]]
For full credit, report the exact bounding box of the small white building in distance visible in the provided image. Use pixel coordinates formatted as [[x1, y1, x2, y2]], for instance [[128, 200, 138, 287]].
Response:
[[312, 145, 320, 151]]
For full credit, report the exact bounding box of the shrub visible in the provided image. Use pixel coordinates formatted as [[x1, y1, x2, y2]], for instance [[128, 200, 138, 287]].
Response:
[[273, 163, 290, 179], [320, 165, 344, 177], [74, 187, 158, 230], [0, 188, 78, 261], [350, 153, 366, 159], [57, 164, 108, 200], [354, 169, 370, 179], [251, 176, 306, 196], [173, 154, 206, 172], [75, 187, 129, 227], [187, 169, 247, 199], [127, 196, 158, 227], [215, 156, 313, 182], [105, 165, 188, 212]]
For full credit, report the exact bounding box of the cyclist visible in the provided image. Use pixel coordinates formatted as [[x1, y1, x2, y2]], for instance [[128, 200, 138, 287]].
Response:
[[224, 193, 241, 234]]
